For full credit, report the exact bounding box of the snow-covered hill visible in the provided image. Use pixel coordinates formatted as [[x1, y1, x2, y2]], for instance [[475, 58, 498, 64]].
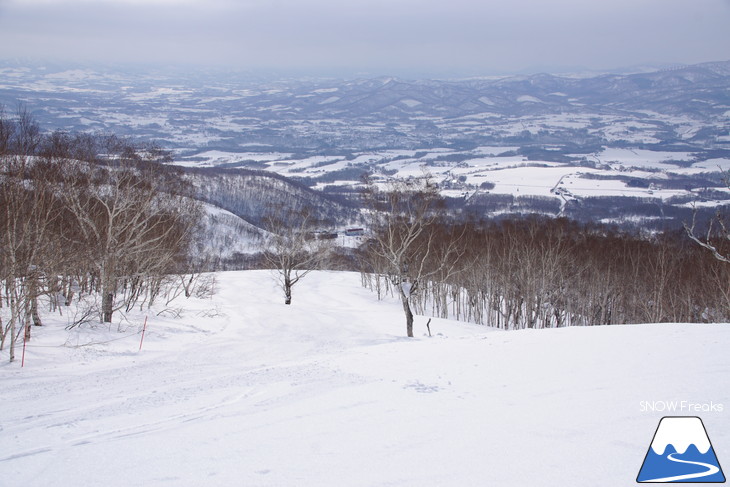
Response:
[[2, 60, 730, 229], [2, 270, 728, 486]]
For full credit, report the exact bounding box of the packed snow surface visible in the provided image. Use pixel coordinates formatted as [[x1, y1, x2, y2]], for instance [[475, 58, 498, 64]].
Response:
[[2, 270, 728, 486]]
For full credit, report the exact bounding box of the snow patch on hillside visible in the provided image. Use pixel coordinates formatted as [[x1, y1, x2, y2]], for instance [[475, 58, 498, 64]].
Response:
[[517, 95, 542, 103]]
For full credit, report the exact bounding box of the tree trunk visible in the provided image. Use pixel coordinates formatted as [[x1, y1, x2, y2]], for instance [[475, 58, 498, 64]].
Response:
[[31, 295, 42, 327], [100, 261, 115, 323], [401, 292, 414, 337], [65, 286, 74, 307], [9, 309, 17, 363], [102, 290, 114, 323], [7, 279, 18, 361], [26, 275, 43, 326], [284, 275, 292, 305]]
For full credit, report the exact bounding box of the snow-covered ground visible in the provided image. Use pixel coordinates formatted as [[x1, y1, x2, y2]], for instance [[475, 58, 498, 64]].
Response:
[[176, 147, 730, 206], [2, 270, 728, 486]]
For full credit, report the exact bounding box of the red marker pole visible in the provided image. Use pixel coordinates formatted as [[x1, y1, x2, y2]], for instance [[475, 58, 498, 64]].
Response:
[[138, 316, 148, 351]]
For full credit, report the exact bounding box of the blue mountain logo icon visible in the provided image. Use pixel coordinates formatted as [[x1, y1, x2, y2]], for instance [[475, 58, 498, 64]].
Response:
[[637, 416, 725, 483]]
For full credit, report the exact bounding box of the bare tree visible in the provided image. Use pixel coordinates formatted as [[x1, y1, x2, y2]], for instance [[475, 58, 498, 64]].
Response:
[[59, 138, 201, 323], [362, 176, 464, 337], [0, 113, 65, 360], [262, 206, 332, 305], [0, 109, 205, 362], [684, 171, 730, 264], [684, 210, 730, 264]]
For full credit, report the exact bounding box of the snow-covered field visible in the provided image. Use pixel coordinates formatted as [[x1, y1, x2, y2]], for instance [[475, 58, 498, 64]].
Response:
[[177, 147, 730, 206], [2, 270, 728, 486]]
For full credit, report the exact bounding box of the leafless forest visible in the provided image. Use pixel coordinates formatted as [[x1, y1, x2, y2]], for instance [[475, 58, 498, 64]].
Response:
[[0, 108, 202, 361], [3, 107, 729, 360], [360, 185, 730, 331]]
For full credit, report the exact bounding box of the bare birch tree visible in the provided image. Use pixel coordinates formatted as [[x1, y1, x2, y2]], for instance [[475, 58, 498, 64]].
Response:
[[59, 139, 200, 323], [0, 108, 203, 362], [684, 171, 730, 264], [0, 112, 65, 360], [362, 176, 464, 337], [262, 207, 332, 305], [684, 210, 730, 264]]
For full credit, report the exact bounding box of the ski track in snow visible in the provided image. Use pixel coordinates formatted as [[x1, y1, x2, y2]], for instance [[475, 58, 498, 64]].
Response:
[[1, 270, 729, 487], [1, 361, 362, 463]]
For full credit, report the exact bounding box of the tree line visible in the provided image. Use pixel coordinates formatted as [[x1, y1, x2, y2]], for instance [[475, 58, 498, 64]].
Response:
[[3, 105, 728, 353], [0, 107, 202, 361], [359, 177, 730, 334]]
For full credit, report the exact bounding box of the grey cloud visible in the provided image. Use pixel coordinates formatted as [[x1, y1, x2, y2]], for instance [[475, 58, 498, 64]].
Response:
[[0, 0, 728, 75]]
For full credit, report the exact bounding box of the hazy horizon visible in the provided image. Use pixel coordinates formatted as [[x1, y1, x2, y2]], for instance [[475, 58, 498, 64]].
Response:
[[6, 56, 727, 80], [1, 0, 729, 79]]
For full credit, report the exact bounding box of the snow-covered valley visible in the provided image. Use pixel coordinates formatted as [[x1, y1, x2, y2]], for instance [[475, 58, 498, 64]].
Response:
[[4, 60, 729, 229], [2, 270, 728, 486]]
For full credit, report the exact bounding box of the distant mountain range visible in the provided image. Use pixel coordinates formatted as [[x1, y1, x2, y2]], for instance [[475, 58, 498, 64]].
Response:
[[1, 59, 728, 151], [1, 59, 729, 233], [226, 60, 730, 120]]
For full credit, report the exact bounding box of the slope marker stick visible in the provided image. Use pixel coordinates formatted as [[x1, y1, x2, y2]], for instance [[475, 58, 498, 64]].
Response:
[[139, 316, 148, 351]]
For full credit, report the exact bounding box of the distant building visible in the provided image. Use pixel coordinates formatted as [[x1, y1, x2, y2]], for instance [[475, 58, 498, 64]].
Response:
[[345, 228, 365, 237]]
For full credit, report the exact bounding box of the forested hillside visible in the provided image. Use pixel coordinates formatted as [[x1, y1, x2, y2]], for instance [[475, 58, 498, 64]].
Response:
[[3, 107, 730, 367], [0, 109, 201, 361], [184, 167, 359, 229]]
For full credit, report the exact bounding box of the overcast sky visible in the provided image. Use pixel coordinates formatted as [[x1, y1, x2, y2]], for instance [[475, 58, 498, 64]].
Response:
[[1, 0, 729, 76]]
